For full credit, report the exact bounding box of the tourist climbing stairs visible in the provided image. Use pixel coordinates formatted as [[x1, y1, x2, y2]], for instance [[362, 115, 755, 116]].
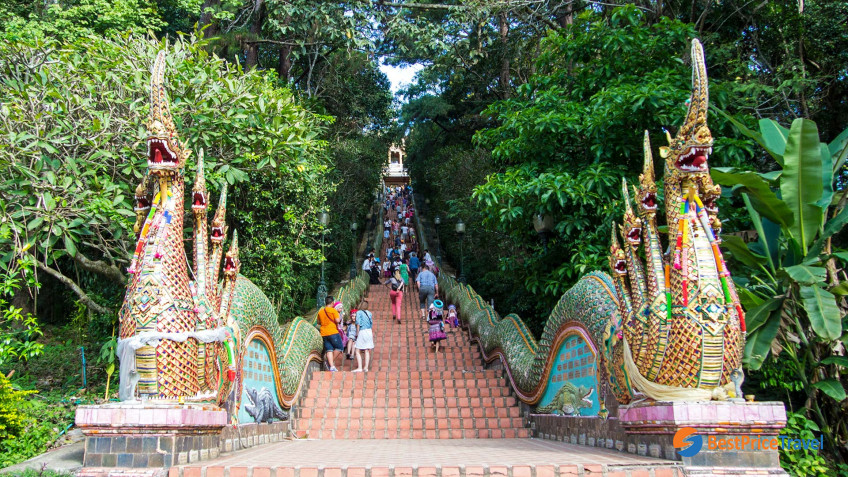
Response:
[[291, 209, 529, 439]]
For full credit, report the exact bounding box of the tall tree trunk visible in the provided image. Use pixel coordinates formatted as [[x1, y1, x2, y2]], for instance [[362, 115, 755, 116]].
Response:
[[244, 0, 266, 70], [278, 45, 292, 81], [276, 15, 293, 81], [498, 11, 510, 99], [198, 0, 220, 38], [556, 4, 573, 28]]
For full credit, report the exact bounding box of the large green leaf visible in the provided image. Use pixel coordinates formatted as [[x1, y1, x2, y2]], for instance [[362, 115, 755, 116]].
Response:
[[808, 203, 848, 258], [821, 356, 848, 368], [783, 264, 826, 285], [759, 119, 788, 159], [741, 193, 776, 273], [744, 306, 782, 370], [799, 285, 842, 340], [745, 296, 784, 333], [720, 235, 767, 267], [712, 167, 793, 229], [828, 125, 848, 172], [715, 109, 783, 166], [818, 144, 834, 209], [812, 379, 847, 402], [781, 119, 824, 252]]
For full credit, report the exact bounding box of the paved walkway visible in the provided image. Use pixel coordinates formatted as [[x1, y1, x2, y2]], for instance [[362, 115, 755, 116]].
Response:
[[182, 439, 669, 467], [173, 438, 680, 477]]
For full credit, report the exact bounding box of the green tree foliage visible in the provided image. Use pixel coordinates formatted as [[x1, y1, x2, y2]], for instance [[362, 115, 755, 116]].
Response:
[[0, 0, 166, 40], [0, 32, 330, 318], [714, 118, 848, 464], [475, 6, 752, 169]]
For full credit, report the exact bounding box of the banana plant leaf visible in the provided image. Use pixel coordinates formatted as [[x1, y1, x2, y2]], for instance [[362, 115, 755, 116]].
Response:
[[781, 119, 824, 253]]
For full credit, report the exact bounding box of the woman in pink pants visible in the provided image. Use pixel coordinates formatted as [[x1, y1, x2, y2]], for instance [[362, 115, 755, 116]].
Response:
[[385, 269, 405, 323]]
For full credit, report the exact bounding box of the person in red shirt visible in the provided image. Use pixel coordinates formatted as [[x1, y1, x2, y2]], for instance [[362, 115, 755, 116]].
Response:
[[317, 296, 342, 371]]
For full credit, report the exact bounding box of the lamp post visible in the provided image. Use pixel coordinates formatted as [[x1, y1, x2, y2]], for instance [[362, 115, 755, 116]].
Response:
[[533, 214, 554, 253], [434, 215, 442, 264], [350, 221, 359, 280], [455, 219, 466, 284], [316, 211, 330, 310]]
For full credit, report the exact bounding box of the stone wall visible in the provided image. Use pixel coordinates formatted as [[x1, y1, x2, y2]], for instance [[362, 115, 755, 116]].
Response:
[[529, 414, 676, 460]]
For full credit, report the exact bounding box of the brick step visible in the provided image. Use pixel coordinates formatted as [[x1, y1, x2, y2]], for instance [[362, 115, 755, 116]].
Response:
[[325, 361, 485, 370], [363, 340, 475, 347], [312, 375, 506, 387], [171, 464, 683, 477], [306, 379, 509, 397], [299, 395, 518, 409], [298, 406, 520, 419], [314, 374, 502, 383], [305, 384, 510, 395], [329, 353, 479, 359], [306, 385, 512, 397], [316, 370, 502, 380], [291, 427, 532, 440], [357, 342, 477, 349], [298, 415, 525, 429]]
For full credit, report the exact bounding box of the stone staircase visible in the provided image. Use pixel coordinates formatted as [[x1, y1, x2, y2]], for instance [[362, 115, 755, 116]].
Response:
[[292, 273, 529, 439]]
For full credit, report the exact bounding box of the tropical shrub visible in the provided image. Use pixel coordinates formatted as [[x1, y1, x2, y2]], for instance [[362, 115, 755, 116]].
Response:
[[714, 117, 848, 462], [0, 257, 43, 366], [0, 373, 33, 443], [0, 390, 75, 467], [0, 31, 330, 318], [778, 412, 834, 476]]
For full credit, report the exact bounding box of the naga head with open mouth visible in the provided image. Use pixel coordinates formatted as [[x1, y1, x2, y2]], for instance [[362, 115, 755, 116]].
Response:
[[637, 131, 659, 218], [134, 179, 151, 213], [147, 51, 188, 176], [133, 179, 152, 234], [211, 184, 228, 244], [702, 182, 721, 216], [223, 231, 240, 279], [620, 179, 642, 246], [192, 150, 208, 216], [609, 223, 627, 277], [662, 39, 713, 179]]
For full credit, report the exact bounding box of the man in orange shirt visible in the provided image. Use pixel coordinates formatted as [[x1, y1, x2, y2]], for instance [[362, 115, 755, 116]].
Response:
[[318, 296, 343, 371]]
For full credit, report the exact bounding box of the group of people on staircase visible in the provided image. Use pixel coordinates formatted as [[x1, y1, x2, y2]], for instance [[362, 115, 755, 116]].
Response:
[[317, 296, 374, 373], [320, 184, 459, 374]]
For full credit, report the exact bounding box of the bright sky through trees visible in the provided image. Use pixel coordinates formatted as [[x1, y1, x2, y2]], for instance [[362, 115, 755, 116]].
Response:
[[380, 62, 423, 98]]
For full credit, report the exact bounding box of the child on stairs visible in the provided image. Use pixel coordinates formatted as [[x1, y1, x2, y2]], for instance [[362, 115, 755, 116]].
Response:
[[344, 310, 358, 360], [428, 300, 447, 353]]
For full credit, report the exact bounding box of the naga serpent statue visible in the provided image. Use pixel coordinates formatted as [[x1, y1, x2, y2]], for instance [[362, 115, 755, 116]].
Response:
[[439, 39, 745, 409], [117, 51, 328, 420]]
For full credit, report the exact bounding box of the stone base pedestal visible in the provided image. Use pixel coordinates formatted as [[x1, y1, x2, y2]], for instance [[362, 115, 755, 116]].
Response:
[[619, 401, 789, 474], [75, 403, 227, 469]]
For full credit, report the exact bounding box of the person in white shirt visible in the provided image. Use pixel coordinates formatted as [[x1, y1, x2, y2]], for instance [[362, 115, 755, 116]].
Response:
[[423, 250, 432, 262], [401, 225, 408, 240], [362, 254, 373, 271]]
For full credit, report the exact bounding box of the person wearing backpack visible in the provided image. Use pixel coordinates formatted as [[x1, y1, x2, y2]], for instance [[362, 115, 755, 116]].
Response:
[[408, 252, 420, 290], [317, 296, 343, 371], [353, 300, 374, 373], [384, 269, 405, 323]]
